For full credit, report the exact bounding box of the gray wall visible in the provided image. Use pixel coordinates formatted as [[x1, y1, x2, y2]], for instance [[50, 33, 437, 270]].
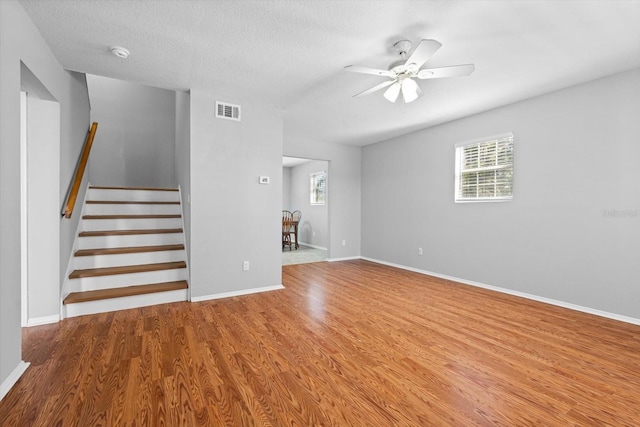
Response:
[[87, 75, 176, 188], [25, 94, 60, 323], [288, 160, 329, 249], [1, 0, 90, 391], [282, 166, 292, 211], [175, 91, 191, 264], [362, 68, 640, 319], [283, 139, 361, 260], [190, 90, 283, 299]]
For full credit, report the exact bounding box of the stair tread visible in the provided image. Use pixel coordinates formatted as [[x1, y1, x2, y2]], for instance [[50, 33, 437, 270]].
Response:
[[82, 214, 181, 219], [90, 186, 178, 191], [79, 228, 183, 237], [70, 261, 186, 278], [86, 200, 180, 205], [75, 244, 185, 257], [63, 280, 188, 304]]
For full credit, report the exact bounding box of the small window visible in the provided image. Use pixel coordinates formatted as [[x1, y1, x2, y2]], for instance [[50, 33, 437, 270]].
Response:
[[455, 133, 514, 202], [310, 171, 326, 205]]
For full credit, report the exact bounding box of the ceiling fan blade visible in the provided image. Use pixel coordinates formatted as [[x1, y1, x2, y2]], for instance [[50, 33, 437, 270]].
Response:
[[353, 79, 395, 97], [383, 82, 401, 102], [344, 65, 395, 78], [417, 64, 475, 79], [405, 39, 442, 69]]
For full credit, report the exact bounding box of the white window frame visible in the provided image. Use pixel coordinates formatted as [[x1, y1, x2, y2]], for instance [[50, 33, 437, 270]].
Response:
[[454, 133, 514, 203], [310, 171, 326, 205]]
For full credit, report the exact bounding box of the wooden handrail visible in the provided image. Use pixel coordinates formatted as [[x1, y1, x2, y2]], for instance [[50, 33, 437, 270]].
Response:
[[63, 122, 98, 218]]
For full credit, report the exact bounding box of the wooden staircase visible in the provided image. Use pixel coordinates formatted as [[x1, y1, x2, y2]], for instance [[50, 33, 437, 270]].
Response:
[[62, 186, 189, 318]]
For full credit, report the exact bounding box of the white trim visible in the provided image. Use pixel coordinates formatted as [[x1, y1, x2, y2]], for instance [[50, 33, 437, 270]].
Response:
[[0, 361, 30, 402], [328, 256, 360, 262], [191, 285, 284, 302], [297, 241, 327, 250], [65, 289, 187, 318], [361, 257, 640, 327], [20, 91, 28, 327], [26, 314, 60, 327]]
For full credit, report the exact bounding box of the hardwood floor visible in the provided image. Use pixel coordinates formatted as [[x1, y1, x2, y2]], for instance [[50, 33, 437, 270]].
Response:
[[2, 260, 639, 426]]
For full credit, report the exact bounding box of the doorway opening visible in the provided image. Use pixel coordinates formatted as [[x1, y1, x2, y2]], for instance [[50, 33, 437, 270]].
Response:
[[282, 156, 329, 265], [20, 62, 61, 327]]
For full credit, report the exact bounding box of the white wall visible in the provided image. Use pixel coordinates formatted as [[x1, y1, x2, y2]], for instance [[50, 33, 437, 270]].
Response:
[[288, 160, 329, 249], [190, 90, 283, 299], [87, 75, 176, 188], [362, 68, 640, 320], [283, 139, 361, 260], [1, 0, 90, 395]]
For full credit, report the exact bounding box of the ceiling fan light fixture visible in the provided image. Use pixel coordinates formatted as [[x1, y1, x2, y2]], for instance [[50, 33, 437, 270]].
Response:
[[401, 77, 420, 103], [383, 82, 401, 102]]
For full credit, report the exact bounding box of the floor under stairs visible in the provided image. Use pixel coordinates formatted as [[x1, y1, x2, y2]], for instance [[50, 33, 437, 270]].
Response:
[[62, 186, 189, 318]]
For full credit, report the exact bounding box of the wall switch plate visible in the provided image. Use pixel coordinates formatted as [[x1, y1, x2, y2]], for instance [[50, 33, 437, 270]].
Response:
[[259, 176, 270, 184], [418, 248, 423, 256], [243, 261, 249, 271], [342, 240, 346, 246]]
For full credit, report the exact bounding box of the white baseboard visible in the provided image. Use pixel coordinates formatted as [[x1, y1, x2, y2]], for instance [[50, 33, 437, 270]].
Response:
[[191, 284, 285, 302], [328, 256, 361, 262], [0, 361, 30, 402], [297, 242, 327, 250], [361, 256, 640, 327], [26, 314, 60, 327]]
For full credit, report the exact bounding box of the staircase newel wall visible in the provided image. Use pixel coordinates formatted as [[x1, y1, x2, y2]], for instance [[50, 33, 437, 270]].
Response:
[[178, 185, 191, 301], [60, 181, 91, 320]]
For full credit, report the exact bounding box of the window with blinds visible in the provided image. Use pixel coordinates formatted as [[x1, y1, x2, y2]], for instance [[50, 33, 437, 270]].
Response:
[[455, 133, 514, 202], [310, 171, 326, 205]]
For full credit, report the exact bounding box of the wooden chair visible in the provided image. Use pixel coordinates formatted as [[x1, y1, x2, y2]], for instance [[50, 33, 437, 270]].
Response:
[[282, 210, 293, 250], [291, 210, 301, 249]]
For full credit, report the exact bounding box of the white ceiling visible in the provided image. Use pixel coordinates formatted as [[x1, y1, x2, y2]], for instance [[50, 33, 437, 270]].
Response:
[[19, 0, 640, 147], [282, 156, 312, 167]]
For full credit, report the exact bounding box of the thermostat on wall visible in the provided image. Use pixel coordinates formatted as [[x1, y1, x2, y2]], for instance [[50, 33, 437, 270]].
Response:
[[259, 176, 270, 184]]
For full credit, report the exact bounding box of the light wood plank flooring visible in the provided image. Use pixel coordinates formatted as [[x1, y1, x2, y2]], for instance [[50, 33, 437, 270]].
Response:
[[1, 260, 639, 426]]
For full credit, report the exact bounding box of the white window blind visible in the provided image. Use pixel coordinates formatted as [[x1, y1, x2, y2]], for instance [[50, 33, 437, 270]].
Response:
[[455, 133, 514, 202], [310, 171, 326, 205]]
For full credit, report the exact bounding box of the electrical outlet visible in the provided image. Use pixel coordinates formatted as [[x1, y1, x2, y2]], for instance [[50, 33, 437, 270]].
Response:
[[342, 240, 346, 246], [418, 247, 423, 256], [312, 231, 316, 237], [243, 261, 249, 271]]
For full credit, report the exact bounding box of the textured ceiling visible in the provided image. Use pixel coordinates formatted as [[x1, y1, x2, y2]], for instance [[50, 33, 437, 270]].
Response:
[[19, 0, 640, 146]]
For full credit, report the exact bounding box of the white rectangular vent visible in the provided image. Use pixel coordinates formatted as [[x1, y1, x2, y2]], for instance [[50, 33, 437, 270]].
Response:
[[216, 101, 241, 121]]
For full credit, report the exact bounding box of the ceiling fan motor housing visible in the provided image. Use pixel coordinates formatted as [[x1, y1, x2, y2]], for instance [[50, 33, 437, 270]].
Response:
[[393, 40, 412, 56]]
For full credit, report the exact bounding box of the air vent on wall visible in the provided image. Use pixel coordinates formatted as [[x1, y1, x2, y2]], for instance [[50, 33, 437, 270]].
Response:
[[215, 101, 241, 121]]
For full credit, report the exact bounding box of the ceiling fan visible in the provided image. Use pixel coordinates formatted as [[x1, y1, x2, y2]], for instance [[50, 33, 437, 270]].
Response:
[[345, 39, 475, 103]]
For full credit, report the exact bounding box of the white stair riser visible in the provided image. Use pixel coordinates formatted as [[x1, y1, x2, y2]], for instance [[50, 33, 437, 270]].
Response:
[[85, 203, 181, 216], [88, 189, 179, 202], [82, 218, 182, 231], [74, 250, 186, 270], [65, 289, 188, 318], [69, 268, 188, 293], [78, 233, 184, 249]]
